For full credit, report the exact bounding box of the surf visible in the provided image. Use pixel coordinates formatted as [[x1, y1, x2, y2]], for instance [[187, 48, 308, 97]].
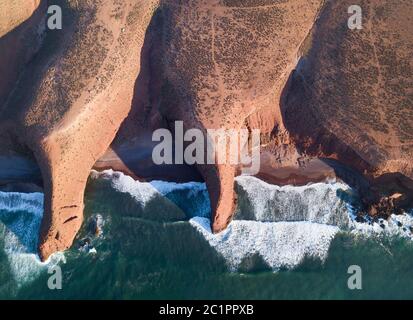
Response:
[[0, 191, 64, 287], [1, 169, 412, 289]]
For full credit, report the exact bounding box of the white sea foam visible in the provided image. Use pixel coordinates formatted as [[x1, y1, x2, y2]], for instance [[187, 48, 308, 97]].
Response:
[[0, 192, 65, 286], [0, 192, 43, 214], [91, 169, 207, 197], [1, 170, 412, 281], [235, 175, 354, 228], [190, 217, 339, 271], [92, 171, 351, 270], [92, 170, 413, 271], [349, 212, 413, 239], [90, 169, 210, 218]]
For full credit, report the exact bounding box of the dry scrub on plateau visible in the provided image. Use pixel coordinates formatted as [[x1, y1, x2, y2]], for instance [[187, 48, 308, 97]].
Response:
[[0, 0, 411, 259]]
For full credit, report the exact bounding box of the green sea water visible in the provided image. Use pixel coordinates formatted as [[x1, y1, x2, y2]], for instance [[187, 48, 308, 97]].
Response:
[[1, 173, 413, 300]]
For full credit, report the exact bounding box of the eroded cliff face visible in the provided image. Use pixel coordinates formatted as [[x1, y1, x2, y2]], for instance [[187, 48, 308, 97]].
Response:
[[283, 0, 413, 215], [0, 0, 411, 260], [0, 0, 42, 37], [0, 0, 45, 114], [154, 0, 323, 232], [1, 0, 159, 260]]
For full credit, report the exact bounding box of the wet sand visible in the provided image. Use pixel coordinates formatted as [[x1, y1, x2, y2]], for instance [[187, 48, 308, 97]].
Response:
[[0, 155, 41, 182], [95, 147, 338, 186]]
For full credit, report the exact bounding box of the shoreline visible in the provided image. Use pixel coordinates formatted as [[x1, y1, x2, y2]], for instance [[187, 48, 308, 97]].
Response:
[[0, 151, 344, 191], [94, 147, 340, 186]]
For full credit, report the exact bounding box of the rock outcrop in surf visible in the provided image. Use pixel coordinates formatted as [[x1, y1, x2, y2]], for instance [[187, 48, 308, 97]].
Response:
[[0, 0, 159, 260], [282, 0, 413, 216]]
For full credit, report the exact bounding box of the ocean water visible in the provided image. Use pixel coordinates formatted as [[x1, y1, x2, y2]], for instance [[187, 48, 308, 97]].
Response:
[[1, 170, 413, 299]]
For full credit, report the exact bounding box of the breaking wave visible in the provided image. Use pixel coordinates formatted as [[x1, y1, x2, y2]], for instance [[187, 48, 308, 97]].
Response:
[[91, 170, 413, 271], [0, 192, 64, 287], [190, 217, 339, 271], [1, 169, 413, 287], [235, 176, 355, 227], [90, 170, 211, 220]]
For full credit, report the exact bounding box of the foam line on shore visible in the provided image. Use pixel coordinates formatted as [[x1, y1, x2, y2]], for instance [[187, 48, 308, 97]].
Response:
[[0, 192, 64, 286]]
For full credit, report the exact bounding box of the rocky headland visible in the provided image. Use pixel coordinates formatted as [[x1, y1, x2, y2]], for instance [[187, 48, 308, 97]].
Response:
[[0, 0, 411, 261]]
